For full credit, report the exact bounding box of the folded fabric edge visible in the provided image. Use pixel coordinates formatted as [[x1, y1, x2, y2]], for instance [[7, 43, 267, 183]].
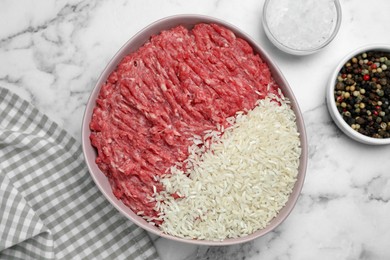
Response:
[[0, 170, 50, 251]]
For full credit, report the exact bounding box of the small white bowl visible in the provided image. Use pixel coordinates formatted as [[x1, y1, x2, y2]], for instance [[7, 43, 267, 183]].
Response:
[[262, 0, 342, 55], [326, 44, 390, 145]]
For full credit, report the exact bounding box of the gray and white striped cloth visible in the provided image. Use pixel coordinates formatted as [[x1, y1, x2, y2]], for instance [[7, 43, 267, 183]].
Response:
[[0, 87, 160, 260]]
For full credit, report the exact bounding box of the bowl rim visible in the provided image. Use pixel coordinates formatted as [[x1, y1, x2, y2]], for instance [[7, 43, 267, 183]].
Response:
[[262, 0, 342, 55], [81, 14, 308, 245], [326, 44, 390, 145]]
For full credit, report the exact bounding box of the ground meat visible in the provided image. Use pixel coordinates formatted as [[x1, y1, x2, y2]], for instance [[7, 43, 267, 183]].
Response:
[[89, 23, 280, 220]]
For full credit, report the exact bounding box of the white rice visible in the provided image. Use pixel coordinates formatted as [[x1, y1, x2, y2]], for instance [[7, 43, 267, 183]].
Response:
[[152, 94, 301, 241]]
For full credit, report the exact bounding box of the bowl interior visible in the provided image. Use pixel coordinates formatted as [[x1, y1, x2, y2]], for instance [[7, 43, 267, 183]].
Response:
[[326, 45, 390, 145], [262, 0, 342, 55], [82, 14, 308, 245]]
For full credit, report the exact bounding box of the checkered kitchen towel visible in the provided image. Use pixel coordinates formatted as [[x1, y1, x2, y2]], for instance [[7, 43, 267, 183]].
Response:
[[0, 87, 160, 260]]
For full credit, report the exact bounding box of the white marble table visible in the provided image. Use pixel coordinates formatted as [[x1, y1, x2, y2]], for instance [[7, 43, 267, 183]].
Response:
[[1, 0, 390, 259]]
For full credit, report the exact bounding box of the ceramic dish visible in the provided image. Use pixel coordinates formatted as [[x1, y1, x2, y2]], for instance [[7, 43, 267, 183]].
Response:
[[81, 14, 308, 245], [326, 44, 390, 145], [262, 0, 342, 55]]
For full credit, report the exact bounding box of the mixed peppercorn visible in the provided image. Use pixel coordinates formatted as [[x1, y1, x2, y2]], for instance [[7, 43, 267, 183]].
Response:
[[334, 51, 390, 138]]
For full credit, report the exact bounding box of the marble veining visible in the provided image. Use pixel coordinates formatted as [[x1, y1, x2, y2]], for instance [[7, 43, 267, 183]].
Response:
[[1, 0, 390, 259]]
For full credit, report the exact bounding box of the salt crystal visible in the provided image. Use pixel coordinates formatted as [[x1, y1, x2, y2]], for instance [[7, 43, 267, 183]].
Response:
[[265, 0, 339, 51]]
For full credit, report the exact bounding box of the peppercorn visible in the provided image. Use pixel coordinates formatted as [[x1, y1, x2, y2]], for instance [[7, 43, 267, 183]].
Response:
[[336, 82, 345, 90], [380, 78, 387, 85], [356, 117, 365, 125], [346, 75, 354, 82]]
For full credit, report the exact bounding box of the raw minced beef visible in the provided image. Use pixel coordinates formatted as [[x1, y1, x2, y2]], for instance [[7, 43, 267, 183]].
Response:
[[89, 23, 280, 220]]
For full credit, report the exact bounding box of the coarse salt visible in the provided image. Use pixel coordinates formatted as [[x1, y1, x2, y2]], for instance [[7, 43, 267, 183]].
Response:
[[265, 0, 339, 51]]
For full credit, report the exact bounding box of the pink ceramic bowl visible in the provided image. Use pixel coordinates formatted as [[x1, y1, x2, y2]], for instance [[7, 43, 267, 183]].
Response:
[[81, 14, 308, 245]]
